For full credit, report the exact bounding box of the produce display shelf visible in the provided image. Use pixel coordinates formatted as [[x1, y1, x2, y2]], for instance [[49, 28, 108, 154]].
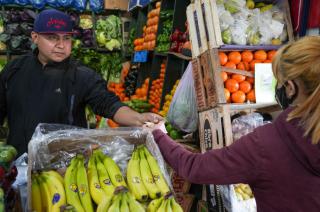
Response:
[[167, 52, 192, 61], [218, 44, 283, 51], [154, 52, 168, 57], [228, 102, 278, 111]]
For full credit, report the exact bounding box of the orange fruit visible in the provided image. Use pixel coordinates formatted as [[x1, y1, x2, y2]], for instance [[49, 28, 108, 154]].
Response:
[[250, 60, 262, 71], [241, 51, 253, 63], [219, 52, 228, 65], [247, 76, 255, 84], [228, 51, 241, 64], [246, 89, 256, 102], [267, 50, 277, 60], [232, 74, 246, 83], [254, 50, 267, 61], [224, 88, 230, 101], [221, 71, 228, 82], [225, 79, 239, 93], [239, 81, 252, 93], [224, 61, 236, 69], [263, 59, 272, 63], [231, 90, 246, 103], [237, 62, 247, 70]]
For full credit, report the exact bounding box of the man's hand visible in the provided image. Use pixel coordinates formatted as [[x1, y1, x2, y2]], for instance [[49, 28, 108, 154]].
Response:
[[140, 112, 163, 124]]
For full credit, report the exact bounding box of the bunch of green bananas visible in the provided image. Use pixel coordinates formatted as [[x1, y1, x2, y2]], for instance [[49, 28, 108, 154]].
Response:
[[147, 196, 183, 212], [127, 146, 170, 201], [31, 170, 66, 212]]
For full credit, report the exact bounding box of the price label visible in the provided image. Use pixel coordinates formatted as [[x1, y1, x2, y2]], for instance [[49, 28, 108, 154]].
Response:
[[133, 50, 148, 63]]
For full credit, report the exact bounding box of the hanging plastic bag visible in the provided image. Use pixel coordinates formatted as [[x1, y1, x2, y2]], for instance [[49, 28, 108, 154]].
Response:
[[89, 0, 103, 13], [14, 0, 29, 5], [167, 62, 198, 133], [58, 0, 72, 7], [72, 0, 87, 12], [46, 0, 59, 7], [30, 0, 45, 9]]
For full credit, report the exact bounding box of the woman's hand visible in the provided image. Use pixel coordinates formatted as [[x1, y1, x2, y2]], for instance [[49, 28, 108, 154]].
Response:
[[143, 120, 167, 133]]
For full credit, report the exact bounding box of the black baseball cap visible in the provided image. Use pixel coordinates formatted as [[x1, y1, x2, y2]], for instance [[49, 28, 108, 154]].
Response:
[[33, 9, 74, 34]]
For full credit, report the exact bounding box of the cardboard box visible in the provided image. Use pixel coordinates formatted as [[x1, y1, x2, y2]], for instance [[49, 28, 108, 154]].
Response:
[[104, 0, 129, 11], [27, 126, 172, 210], [192, 50, 225, 112]]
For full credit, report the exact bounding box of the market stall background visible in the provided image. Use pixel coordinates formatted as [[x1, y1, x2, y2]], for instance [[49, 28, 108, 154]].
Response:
[[0, 0, 319, 211]]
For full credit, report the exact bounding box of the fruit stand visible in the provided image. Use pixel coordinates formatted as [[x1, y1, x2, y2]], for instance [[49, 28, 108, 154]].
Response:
[[0, 0, 313, 211]]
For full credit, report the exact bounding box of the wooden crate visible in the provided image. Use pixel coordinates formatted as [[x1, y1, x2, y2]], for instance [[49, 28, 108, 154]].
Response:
[[192, 50, 226, 112], [199, 0, 294, 49], [104, 0, 129, 10], [198, 103, 279, 153], [187, 3, 208, 58]]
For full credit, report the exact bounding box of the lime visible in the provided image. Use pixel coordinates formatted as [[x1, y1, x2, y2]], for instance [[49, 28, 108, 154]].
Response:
[[169, 130, 180, 140], [166, 124, 173, 133]]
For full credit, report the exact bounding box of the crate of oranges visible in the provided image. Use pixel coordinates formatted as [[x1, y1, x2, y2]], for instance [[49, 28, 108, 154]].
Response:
[[193, 48, 276, 111], [219, 49, 276, 104]]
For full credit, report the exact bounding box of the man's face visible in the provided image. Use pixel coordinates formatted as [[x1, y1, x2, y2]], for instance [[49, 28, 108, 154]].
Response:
[[31, 32, 72, 64]]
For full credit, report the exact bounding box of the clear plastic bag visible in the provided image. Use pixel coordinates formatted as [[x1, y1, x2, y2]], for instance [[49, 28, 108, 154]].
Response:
[[230, 18, 248, 45], [28, 123, 172, 189], [89, 0, 103, 12], [219, 184, 256, 212], [167, 62, 198, 133], [232, 112, 265, 142]]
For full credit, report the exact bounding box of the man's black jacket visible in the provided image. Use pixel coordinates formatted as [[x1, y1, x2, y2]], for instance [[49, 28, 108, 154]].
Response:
[[0, 54, 124, 155]]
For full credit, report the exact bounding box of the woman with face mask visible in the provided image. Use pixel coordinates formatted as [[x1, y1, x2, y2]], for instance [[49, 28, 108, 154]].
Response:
[[146, 36, 320, 211]]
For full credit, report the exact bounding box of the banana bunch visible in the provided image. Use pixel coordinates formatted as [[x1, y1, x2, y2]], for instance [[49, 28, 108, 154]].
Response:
[[31, 170, 66, 212], [127, 146, 170, 201], [0, 187, 4, 212], [98, 191, 145, 212], [234, 184, 254, 201], [147, 196, 183, 212]]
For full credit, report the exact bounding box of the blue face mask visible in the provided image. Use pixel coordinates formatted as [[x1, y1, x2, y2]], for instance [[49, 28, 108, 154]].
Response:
[[275, 81, 298, 109]]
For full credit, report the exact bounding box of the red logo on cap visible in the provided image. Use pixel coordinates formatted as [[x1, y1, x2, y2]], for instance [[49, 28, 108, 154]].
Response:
[[47, 18, 67, 29]]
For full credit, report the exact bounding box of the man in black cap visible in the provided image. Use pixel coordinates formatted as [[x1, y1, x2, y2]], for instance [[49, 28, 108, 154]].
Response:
[[0, 9, 162, 155]]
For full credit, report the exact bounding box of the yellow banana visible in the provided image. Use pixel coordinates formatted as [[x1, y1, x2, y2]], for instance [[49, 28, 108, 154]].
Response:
[[107, 194, 121, 212], [126, 150, 148, 202], [139, 148, 161, 199], [41, 171, 66, 212], [126, 192, 146, 212], [96, 196, 112, 212], [165, 198, 173, 212], [143, 146, 170, 196], [0, 188, 4, 212], [120, 192, 130, 212], [97, 150, 127, 188], [42, 170, 64, 185], [76, 154, 94, 212], [147, 197, 163, 212], [64, 157, 85, 212], [95, 154, 115, 196], [171, 198, 183, 212], [156, 198, 167, 212], [31, 174, 42, 212], [38, 174, 52, 212], [87, 154, 108, 205]]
